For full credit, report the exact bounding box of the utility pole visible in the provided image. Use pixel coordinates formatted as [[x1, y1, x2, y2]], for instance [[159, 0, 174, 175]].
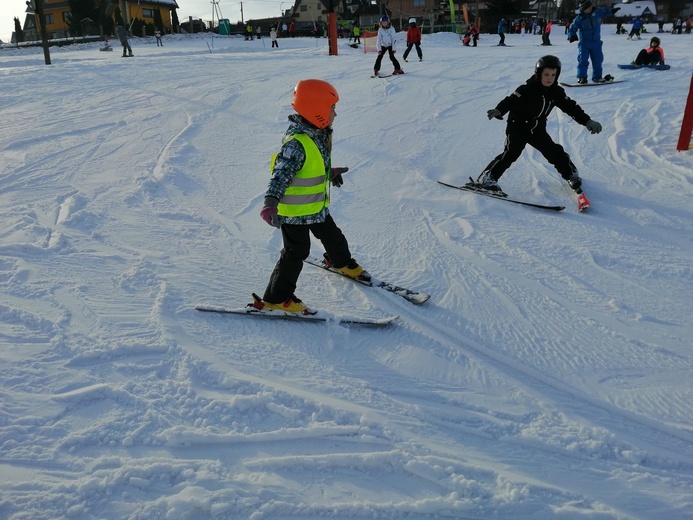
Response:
[[26, 0, 51, 64]]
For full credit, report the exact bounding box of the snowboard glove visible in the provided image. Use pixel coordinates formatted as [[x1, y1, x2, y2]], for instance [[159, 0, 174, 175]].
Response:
[[612, 7, 621, 14], [260, 197, 280, 228], [586, 120, 602, 134], [487, 109, 503, 120], [331, 167, 348, 187], [569, 34, 579, 43]]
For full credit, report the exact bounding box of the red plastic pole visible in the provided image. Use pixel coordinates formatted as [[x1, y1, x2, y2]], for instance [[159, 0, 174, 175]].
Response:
[[676, 74, 693, 151]]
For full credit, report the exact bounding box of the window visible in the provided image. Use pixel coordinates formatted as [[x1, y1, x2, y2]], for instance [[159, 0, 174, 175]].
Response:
[[414, 0, 425, 6], [142, 9, 154, 18]]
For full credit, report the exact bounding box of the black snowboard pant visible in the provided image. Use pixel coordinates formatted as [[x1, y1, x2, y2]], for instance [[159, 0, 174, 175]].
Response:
[[374, 46, 401, 72], [634, 49, 661, 66], [263, 215, 352, 303], [482, 125, 577, 182]]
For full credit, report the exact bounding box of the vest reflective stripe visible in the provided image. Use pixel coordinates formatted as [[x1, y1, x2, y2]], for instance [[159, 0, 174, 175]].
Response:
[[277, 134, 329, 217]]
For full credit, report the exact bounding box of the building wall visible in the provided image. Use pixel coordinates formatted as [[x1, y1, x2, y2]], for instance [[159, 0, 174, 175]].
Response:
[[24, 0, 175, 39]]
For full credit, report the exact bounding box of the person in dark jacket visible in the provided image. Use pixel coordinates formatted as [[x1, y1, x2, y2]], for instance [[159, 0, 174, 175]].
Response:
[[115, 24, 133, 57], [255, 79, 369, 314], [475, 56, 602, 195]]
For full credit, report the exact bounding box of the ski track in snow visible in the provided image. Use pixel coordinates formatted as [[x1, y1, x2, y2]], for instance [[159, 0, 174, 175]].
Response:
[[0, 29, 691, 519]]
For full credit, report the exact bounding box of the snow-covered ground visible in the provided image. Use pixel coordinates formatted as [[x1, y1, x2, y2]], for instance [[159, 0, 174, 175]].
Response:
[[0, 27, 691, 520]]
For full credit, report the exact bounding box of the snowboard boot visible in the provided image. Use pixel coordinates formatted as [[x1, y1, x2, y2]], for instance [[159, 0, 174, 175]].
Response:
[[393, 69, 405, 75], [577, 77, 588, 84]]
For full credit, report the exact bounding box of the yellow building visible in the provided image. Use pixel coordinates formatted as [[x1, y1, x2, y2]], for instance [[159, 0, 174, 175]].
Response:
[[23, 0, 179, 41]]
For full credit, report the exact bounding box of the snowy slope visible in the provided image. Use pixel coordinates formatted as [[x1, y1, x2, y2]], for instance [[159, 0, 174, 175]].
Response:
[[0, 28, 691, 520]]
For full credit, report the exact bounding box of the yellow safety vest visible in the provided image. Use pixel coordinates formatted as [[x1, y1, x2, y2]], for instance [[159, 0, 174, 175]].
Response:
[[272, 134, 329, 217]]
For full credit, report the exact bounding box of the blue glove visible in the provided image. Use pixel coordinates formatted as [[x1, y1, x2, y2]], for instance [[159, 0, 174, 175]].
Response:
[[569, 34, 579, 43], [260, 197, 280, 228], [585, 120, 602, 134]]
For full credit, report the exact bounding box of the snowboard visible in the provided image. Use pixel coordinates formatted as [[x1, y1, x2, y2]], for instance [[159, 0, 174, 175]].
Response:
[[561, 78, 624, 87], [617, 63, 670, 70]]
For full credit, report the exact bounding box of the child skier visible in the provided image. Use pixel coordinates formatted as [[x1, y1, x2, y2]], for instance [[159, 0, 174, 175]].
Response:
[[402, 18, 422, 62], [255, 79, 369, 314], [373, 16, 404, 76], [474, 56, 602, 196]]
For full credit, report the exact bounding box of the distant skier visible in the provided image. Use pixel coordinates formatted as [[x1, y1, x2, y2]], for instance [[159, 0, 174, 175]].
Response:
[[255, 79, 369, 314], [402, 18, 422, 62], [373, 16, 404, 76], [628, 17, 644, 40], [474, 56, 603, 196], [567, 0, 620, 83], [116, 24, 133, 57], [270, 27, 278, 48]]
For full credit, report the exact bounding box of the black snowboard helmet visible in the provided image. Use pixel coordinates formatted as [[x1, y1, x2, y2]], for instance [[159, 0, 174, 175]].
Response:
[[650, 36, 661, 46], [535, 55, 562, 81]]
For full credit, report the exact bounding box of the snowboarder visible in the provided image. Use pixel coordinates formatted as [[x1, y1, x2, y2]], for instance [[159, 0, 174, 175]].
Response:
[[373, 16, 403, 76], [475, 56, 603, 195], [567, 0, 620, 83], [402, 18, 422, 62], [497, 18, 507, 46], [256, 79, 369, 314], [632, 36, 665, 66], [116, 24, 133, 57], [270, 27, 279, 48], [154, 29, 163, 46]]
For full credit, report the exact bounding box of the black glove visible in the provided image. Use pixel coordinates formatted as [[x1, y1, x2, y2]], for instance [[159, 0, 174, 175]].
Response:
[[612, 7, 621, 14], [331, 167, 348, 187], [569, 34, 579, 43], [585, 120, 602, 134], [487, 109, 503, 120]]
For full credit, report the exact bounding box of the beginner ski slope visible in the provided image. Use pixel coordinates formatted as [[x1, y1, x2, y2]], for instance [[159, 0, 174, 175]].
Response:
[[0, 27, 691, 519]]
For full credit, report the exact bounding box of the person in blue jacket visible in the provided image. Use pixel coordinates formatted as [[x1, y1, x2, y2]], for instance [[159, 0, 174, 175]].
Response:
[[497, 18, 507, 46], [628, 17, 644, 39], [567, 0, 620, 83]]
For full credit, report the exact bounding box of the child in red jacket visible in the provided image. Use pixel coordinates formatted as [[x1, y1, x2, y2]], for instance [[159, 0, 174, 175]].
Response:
[[632, 36, 665, 66], [403, 18, 423, 62]]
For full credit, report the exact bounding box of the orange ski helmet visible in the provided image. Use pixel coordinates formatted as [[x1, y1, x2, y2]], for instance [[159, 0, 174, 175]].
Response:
[[292, 79, 339, 129]]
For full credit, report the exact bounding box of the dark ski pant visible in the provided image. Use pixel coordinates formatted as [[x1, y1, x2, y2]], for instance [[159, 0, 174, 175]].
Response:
[[263, 215, 353, 303], [483, 125, 577, 182], [374, 46, 401, 72], [121, 42, 133, 56], [402, 42, 422, 60]]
